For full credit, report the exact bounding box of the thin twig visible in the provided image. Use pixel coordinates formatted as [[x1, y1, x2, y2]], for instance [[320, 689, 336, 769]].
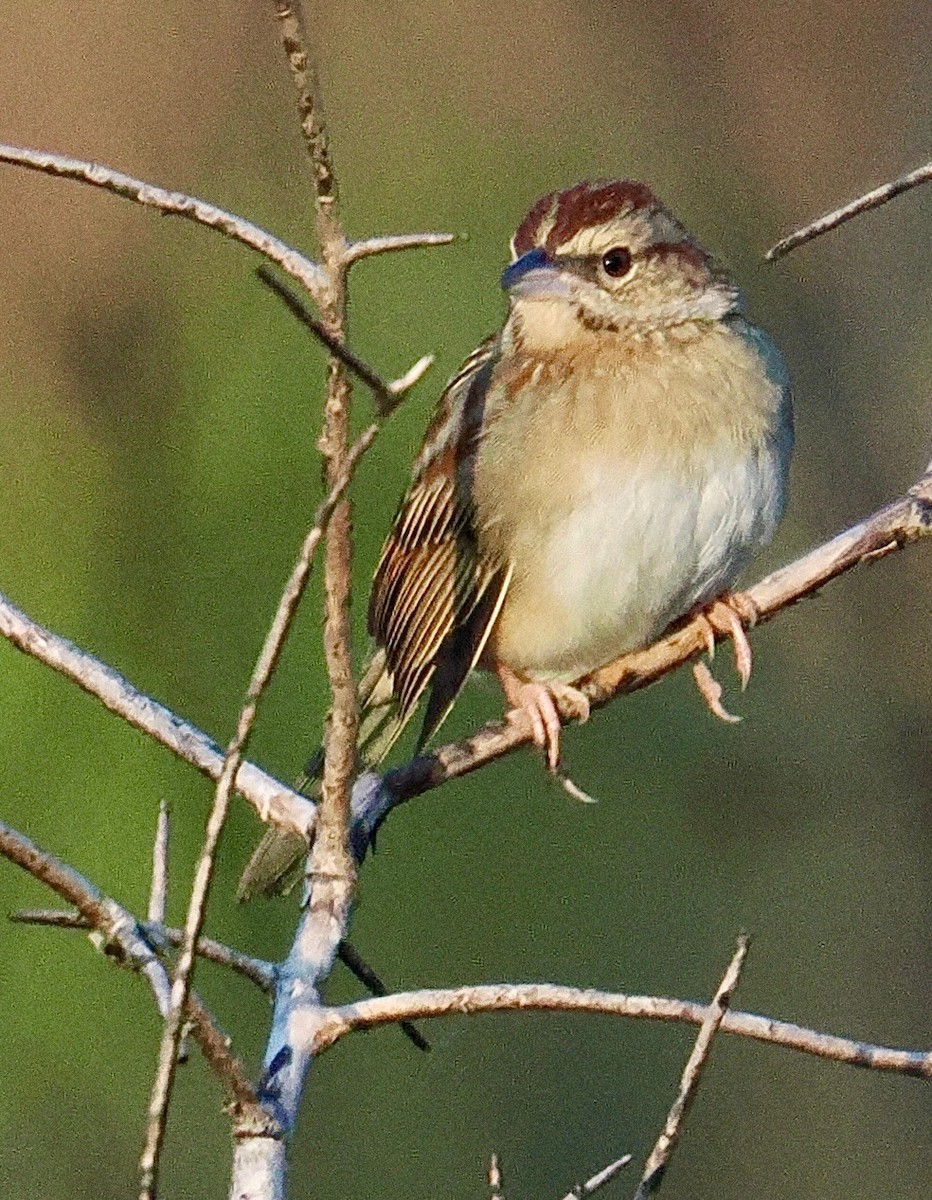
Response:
[[489, 1153, 505, 1200], [273, 0, 336, 213], [766, 159, 932, 259], [344, 231, 456, 263], [307, 981, 932, 1079], [0, 818, 171, 1014], [0, 142, 328, 304], [560, 1155, 633, 1200], [337, 941, 430, 1051], [11, 909, 277, 993], [148, 799, 170, 926], [256, 266, 434, 415], [139, 420, 377, 1198], [633, 937, 749, 1199], [0, 820, 267, 1124]]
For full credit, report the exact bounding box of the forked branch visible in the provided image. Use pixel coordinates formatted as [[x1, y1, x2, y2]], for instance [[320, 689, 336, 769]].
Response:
[[0, 820, 268, 1128]]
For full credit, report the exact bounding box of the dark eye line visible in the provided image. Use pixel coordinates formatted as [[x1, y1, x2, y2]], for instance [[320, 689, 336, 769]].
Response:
[[548, 248, 636, 284]]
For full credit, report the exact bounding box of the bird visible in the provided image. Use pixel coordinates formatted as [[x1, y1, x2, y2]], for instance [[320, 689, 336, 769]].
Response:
[[238, 178, 793, 898]]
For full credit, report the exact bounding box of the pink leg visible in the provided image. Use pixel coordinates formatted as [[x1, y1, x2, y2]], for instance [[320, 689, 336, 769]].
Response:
[[496, 665, 590, 772], [691, 591, 759, 720]]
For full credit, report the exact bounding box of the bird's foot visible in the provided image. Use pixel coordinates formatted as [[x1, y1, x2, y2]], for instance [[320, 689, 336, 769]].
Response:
[[691, 591, 759, 721], [496, 666, 589, 771]]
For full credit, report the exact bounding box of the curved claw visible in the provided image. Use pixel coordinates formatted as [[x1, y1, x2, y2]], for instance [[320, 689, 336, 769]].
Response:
[[496, 668, 589, 772], [698, 592, 759, 691], [692, 660, 742, 724]]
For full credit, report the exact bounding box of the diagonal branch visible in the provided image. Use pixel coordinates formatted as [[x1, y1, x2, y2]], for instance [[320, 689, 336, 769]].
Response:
[[560, 1155, 633, 1200], [11, 908, 277, 992], [256, 266, 434, 416], [0, 587, 316, 838], [3, 462, 930, 862], [0, 818, 171, 1015], [767, 159, 932, 259], [0, 142, 329, 305], [380, 459, 932, 809], [633, 937, 748, 1198]]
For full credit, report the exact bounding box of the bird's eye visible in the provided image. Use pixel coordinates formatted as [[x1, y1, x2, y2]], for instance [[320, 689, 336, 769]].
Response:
[[600, 246, 633, 279]]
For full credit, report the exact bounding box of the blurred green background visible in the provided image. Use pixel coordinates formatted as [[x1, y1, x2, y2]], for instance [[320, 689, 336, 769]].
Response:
[[1, 2, 930, 1197]]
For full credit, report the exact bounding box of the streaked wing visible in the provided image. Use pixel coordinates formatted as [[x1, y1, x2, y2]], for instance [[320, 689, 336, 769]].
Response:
[[368, 334, 509, 745]]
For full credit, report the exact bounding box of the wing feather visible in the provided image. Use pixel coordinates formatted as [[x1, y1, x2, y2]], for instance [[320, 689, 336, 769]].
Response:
[[368, 334, 509, 733]]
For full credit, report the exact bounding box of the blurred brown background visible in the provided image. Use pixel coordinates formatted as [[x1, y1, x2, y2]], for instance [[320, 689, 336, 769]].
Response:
[[0, 3, 929, 1197]]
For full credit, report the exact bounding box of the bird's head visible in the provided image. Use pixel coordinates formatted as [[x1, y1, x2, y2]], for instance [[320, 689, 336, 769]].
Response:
[[502, 180, 740, 351]]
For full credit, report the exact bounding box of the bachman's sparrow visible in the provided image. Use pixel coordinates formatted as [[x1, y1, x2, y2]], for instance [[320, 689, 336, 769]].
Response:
[[239, 179, 793, 897]]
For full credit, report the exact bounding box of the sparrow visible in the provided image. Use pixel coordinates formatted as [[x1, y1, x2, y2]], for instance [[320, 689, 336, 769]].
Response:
[[239, 179, 793, 898]]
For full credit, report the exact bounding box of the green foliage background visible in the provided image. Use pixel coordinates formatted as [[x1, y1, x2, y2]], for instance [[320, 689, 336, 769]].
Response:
[[0, 3, 929, 1197]]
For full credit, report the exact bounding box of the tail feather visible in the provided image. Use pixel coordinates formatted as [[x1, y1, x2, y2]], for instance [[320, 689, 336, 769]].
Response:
[[236, 652, 411, 900]]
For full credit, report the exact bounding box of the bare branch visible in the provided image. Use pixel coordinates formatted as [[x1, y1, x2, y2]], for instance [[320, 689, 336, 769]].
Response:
[[0, 820, 266, 1124], [0, 142, 328, 305], [148, 799, 170, 926], [11, 908, 277, 992], [140, 420, 378, 1199], [256, 266, 433, 416], [633, 937, 749, 1198], [228, 11, 363, 1197], [272, 0, 336, 214], [382, 461, 932, 808], [766, 159, 932, 259], [344, 231, 457, 264], [0, 818, 171, 1015], [0, 587, 316, 838], [337, 941, 430, 1052], [560, 1155, 633, 1200], [308, 981, 932, 1079]]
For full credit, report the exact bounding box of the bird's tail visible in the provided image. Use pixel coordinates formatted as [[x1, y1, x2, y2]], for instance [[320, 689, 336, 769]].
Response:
[[236, 650, 407, 900]]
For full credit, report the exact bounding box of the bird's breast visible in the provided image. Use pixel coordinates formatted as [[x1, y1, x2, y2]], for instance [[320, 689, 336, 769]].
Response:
[[472, 317, 792, 679]]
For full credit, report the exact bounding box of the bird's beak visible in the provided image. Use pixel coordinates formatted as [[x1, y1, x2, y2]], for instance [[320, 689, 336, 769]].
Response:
[[501, 247, 569, 299]]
